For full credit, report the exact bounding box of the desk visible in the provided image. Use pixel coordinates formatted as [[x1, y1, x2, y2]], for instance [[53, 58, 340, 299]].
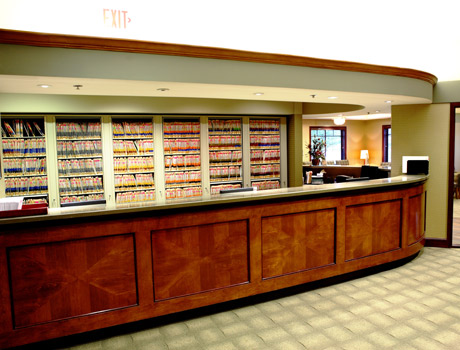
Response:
[[0, 175, 426, 349], [303, 165, 390, 182]]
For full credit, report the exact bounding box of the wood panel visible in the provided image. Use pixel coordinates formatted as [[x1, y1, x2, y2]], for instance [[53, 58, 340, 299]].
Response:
[[151, 220, 249, 301], [261, 209, 336, 278], [8, 234, 137, 328], [345, 199, 402, 261], [0, 29, 438, 85], [408, 193, 426, 245], [0, 182, 427, 349]]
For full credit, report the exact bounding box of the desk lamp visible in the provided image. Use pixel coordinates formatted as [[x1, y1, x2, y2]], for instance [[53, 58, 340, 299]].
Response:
[[360, 150, 369, 165]]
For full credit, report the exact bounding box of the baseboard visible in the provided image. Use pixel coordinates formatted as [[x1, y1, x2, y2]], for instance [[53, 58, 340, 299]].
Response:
[[424, 238, 450, 248]]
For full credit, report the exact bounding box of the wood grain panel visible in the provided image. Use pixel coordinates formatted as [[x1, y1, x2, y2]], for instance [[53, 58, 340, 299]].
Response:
[[345, 199, 402, 261], [261, 209, 336, 278], [408, 193, 425, 245], [0, 182, 427, 349], [151, 220, 249, 301], [0, 29, 437, 85], [8, 234, 137, 328]]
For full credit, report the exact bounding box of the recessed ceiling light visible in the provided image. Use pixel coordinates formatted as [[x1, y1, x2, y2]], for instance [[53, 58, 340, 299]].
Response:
[[328, 96, 338, 99], [37, 84, 51, 88], [376, 110, 380, 113], [254, 92, 264, 96], [385, 100, 393, 104], [157, 88, 170, 92]]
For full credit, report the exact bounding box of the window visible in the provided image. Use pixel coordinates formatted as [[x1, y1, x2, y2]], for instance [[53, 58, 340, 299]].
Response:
[[383, 125, 391, 162], [310, 127, 346, 161]]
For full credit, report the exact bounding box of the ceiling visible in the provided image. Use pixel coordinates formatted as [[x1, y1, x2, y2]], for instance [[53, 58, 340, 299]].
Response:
[[1, 0, 458, 81], [0, 74, 430, 120], [1, 0, 454, 120]]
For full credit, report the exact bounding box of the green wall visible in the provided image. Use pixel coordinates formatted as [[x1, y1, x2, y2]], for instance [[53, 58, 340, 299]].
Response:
[[0, 93, 293, 115], [0, 44, 433, 100], [392, 103, 450, 240], [434, 81, 460, 103]]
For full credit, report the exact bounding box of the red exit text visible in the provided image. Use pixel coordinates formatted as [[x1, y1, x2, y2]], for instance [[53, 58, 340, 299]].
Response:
[[103, 9, 131, 29]]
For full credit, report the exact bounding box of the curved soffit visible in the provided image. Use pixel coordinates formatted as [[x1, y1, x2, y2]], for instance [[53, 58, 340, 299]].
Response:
[[302, 103, 365, 115], [0, 29, 436, 118], [0, 29, 438, 85]]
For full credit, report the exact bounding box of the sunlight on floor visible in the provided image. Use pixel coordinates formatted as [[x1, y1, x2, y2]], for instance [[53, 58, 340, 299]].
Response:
[[452, 199, 460, 246]]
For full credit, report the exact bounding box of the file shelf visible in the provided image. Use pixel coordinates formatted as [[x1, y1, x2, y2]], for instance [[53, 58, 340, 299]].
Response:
[[55, 120, 105, 206], [249, 119, 281, 191], [163, 119, 202, 200], [208, 118, 243, 195], [1, 114, 287, 206], [1, 118, 48, 200], [112, 120, 155, 204]]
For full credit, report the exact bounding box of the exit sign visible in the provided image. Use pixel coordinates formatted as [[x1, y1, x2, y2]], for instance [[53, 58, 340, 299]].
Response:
[[103, 9, 131, 29]]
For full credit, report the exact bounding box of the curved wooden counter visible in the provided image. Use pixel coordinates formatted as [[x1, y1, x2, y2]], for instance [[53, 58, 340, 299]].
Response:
[[0, 176, 427, 348]]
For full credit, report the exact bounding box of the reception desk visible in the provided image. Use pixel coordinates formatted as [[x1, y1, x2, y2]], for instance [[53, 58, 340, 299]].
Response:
[[303, 165, 391, 182], [0, 175, 426, 348]]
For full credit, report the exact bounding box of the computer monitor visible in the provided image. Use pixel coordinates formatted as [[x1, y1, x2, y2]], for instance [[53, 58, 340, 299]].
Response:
[[361, 165, 378, 179], [407, 160, 429, 175], [402, 156, 429, 174]]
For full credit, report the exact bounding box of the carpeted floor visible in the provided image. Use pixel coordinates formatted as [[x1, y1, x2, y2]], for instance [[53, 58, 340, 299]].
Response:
[[16, 247, 460, 350]]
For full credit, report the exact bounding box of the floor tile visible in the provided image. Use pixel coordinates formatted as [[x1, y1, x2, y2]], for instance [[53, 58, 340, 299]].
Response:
[[28, 248, 460, 350]]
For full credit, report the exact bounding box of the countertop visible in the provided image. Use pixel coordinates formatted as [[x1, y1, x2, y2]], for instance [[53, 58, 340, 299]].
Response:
[[0, 175, 427, 225]]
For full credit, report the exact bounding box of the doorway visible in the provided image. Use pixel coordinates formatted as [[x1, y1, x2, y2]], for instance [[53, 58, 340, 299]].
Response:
[[449, 104, 460, 247]]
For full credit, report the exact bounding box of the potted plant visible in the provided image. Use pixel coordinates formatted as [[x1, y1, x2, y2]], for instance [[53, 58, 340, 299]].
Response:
[[307, 137, 326, 165]]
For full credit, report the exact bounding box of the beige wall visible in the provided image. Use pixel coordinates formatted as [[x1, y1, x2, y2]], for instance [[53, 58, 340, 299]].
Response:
[[288, 104, 304, 187], [302, 118, 390, 166], [392, 103, 450, 240], [363, 119, 391, 165]]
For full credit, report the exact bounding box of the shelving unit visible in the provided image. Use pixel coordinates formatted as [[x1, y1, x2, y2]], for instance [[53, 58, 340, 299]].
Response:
[[55, 120, 105, 206], [208, 118, 243, 195], [112, 120, 155, 204], [163, 119, 202, 199], [249, 119, 281, 191], [1, 118, 48, 204], [1, 114, 287, 207]]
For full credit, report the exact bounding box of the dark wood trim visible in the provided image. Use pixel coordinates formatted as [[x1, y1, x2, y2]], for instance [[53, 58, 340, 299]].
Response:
[[425, 238, 450, 248], [382, 125, 391, 163], [448, 103, 460, 247], [0, 29, 438, 85]]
